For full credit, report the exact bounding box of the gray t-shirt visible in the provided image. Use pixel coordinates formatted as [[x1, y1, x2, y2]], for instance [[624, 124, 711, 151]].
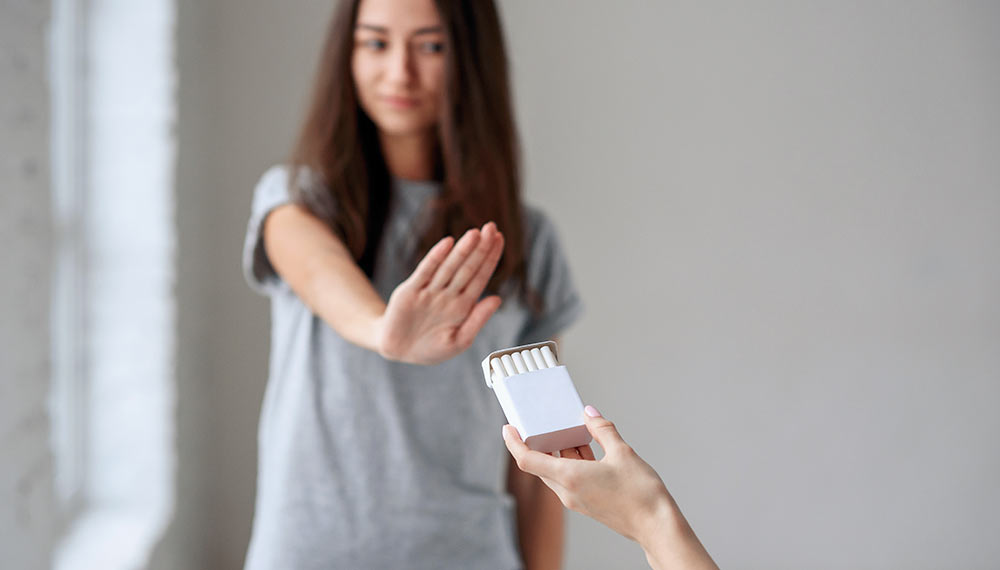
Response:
[[241, 166, 583, 570]]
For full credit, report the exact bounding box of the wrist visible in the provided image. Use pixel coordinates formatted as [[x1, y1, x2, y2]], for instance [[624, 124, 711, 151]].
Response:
[[369, 311, 392, 359], [633, 493, 678, 548], [636, 492, 716, 570]]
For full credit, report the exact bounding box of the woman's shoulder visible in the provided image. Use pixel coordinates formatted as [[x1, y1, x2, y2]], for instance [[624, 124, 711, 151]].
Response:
[[252, 164, 325, 204], [519, 202, 562, 245], [256, 164, 322, 191]]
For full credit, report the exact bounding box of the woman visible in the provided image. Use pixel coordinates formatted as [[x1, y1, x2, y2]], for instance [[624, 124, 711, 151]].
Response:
[[240, 0, 581, 568]]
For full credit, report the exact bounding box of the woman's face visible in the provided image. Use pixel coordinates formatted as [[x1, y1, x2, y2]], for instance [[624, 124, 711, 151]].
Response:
[[352, 0, 447, 138]]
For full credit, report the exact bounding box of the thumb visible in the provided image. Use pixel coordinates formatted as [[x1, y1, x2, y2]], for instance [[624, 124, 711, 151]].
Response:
[[583, 405, 627, 455]]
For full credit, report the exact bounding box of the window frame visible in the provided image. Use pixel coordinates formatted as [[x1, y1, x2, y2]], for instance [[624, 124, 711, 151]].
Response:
[[48, 0, 89, 530]]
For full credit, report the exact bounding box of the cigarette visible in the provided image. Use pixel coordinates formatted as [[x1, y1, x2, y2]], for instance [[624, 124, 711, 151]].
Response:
[[521, 350, 538, 371], [491, 358, 507, 379], [530, 348, 546, 369], [500, 354, 517, 377], [540, 346, 557, 368], [511, 351, 528, 374]]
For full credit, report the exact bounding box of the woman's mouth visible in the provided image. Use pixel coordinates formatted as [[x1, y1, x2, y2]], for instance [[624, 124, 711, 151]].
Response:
[[381, 95, 419, 109]]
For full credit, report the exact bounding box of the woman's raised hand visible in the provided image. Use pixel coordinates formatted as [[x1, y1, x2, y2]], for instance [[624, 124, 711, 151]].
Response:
[[375, 222, 505, 365]]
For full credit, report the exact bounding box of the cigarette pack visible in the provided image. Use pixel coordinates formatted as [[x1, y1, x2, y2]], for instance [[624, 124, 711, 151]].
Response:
[[481, 340, 591, 453]]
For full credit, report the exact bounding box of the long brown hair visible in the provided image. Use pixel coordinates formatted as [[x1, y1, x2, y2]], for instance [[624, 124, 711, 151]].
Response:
[[289, 0, 532, 305]]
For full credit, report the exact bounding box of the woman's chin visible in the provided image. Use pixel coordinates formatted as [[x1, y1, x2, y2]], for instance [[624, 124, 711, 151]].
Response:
[[369, 115, 437, 138]]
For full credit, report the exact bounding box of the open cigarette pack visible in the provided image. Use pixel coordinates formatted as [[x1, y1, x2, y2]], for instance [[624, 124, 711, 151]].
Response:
[[482, 340, 591, 453]]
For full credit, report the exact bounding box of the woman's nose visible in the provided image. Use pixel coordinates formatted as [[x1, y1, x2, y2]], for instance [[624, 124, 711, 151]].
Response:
[[385, 44, 415, 86]]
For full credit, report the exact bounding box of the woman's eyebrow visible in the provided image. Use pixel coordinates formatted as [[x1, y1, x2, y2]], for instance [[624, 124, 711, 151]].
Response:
[[355, 23, 443, 36], [356, 23, 389, 33], [411, 26, 444, 36]]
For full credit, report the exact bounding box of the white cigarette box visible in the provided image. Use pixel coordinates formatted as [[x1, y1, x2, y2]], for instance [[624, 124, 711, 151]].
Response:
[[482, 340, 591, 453]]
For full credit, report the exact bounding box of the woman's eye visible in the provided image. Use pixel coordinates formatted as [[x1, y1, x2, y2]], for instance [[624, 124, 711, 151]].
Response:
[[361, 38, 387, 50], [418, 41, 445, 54]]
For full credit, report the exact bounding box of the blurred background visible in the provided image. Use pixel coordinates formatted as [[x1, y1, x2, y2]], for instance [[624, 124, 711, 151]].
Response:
[[2, 0, 999, 568]]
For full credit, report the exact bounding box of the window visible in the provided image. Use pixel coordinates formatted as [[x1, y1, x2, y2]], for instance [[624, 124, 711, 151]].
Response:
[[49, 0, 87, 529], [49, 0, 177, 568]]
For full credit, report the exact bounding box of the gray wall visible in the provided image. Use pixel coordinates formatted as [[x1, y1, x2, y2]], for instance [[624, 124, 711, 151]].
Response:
[[163, 1, 1000, 568], [154, 1, 335, 568], [0, 1, 56, 569]]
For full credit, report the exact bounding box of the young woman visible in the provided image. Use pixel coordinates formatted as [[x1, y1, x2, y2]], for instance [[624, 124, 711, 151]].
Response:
[[240, 0, 582, 568]]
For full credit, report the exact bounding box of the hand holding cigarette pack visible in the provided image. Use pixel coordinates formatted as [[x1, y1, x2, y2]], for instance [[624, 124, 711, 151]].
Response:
[[482, 340, 591, 453]]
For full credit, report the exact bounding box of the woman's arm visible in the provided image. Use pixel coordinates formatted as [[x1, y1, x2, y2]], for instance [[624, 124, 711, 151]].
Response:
[[263, 203, 504, 364], [503, 407, 718, 570], [263, 203, 387, 351], [507, 455, 564, 570]]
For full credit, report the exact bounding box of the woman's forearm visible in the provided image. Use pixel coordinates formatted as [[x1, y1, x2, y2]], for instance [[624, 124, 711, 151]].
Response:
[[304, 249, 387, 350], [637, 496, 718, 570], [263, 204, 386, 351], [266, 207, 504, 364]]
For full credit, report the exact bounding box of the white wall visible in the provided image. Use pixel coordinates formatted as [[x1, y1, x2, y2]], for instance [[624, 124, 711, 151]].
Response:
[[163, 1, 1000, 568]]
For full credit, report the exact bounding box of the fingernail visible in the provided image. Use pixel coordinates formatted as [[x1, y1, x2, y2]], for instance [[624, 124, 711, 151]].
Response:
[[501, 425, 510, 438], [584, 405, 602, 418]]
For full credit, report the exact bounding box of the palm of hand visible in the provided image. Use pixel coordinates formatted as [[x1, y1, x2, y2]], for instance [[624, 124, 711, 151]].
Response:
[[376, 223, 505, 365]]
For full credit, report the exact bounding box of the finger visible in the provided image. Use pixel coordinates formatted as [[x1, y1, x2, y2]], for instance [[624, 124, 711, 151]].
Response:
[[428, 229, 481, 290], [582, 406, 628, 456], [577, 444, 596, 461], [447, 222, 497, 293], [559, 447, 583, 460], [460, 229, 504, 298], [408, 236, 454, 288], [502, 424, 561, 478], [454, 295, 501, 348]]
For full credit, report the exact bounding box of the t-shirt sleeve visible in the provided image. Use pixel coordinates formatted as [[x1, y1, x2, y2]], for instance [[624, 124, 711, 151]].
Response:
[[242, 165, 294, 297], [516, 208, 585, 344]]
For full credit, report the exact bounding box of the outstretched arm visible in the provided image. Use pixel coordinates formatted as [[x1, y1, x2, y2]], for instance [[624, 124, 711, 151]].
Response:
[[503, 407, 718, 570], [263, 203, 504, 364]]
